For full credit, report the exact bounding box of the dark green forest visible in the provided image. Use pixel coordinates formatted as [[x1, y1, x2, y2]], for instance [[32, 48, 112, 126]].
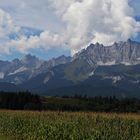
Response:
[[0, 91, 42, 110], [0, 91, 140, 113]]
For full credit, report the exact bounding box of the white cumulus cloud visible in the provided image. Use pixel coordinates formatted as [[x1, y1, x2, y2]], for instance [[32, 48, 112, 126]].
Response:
[[8, 31, 66, 53], [50, 0, 140, 53], [0, 0, 140, 55], [0, 9, 20, 54]]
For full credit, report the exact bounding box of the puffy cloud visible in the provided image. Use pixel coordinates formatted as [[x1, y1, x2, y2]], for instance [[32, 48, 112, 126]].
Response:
[[0, 9, 65, 54], [50, 0, 140, 53], [0, 9, 19, 39], [8, 31, 66, 53], [0, 9, 20, 54], [0, 0, 140, 55]]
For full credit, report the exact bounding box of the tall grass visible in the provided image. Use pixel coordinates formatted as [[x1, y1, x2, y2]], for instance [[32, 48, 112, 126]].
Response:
[[0, 110, 140, 140]]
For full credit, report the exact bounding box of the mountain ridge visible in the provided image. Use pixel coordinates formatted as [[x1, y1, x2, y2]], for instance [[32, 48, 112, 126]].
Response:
[[0, 54, 71, 84], [1, 39, 140, 97], [74, 39, 140, 66]]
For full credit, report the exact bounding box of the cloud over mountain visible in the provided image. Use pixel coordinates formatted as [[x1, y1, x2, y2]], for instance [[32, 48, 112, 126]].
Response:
[[50, 0, 140, 53], [0, 0, 140, 55]]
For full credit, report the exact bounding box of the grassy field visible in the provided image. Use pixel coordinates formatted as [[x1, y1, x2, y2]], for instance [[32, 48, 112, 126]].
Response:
[[0, 136, 12, 140], [0, 111, 140, 140]]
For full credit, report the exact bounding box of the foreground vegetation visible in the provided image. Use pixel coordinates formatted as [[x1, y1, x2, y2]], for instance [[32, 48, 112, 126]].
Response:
[[0, 92, 140, 139], [0, 135, 12, 140], [0, 111, 140, 140]]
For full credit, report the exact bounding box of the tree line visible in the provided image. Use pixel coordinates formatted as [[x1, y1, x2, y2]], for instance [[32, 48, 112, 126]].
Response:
[[0, 91, 140, 112], [42, 95, 140, 113], [0, 91, 42, 110]]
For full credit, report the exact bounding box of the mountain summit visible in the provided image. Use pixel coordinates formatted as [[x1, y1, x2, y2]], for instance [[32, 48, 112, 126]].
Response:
[[74, 39, 140, 66], [0, 54, 71, 84], [1, 40, 140, 97]]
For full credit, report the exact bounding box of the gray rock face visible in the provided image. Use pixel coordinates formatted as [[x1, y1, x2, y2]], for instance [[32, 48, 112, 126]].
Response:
[[30, 55, 71, 78], [0, 54, 71, 84], [1, 39, 140, 86], [74, 39, 140, 66]]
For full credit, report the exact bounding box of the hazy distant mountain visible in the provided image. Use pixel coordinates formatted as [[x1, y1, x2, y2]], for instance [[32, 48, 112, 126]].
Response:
[[1, 39, 140, 97], [0, 54, 71, 84]]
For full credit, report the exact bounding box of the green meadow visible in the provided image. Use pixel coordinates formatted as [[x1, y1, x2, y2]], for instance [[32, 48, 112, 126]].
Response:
[[0, 111, 139, 140]]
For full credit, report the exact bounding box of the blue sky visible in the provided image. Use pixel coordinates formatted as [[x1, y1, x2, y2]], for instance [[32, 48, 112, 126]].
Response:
[[0, 0, 140, 60]]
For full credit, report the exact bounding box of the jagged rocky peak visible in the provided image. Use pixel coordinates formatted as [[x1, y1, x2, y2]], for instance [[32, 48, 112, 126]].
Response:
[[47, 55, 72, 67], [54, 55, 71, 63], [127, 38, 132, 43], [12, 58, 21, 65], [57, 55, 71, 60], [21, 54, 38, 62], [73, 40, 140, 66], [20, 54, 43, 68], [31, 55, 72, 77], [12, 58, 20, 63]]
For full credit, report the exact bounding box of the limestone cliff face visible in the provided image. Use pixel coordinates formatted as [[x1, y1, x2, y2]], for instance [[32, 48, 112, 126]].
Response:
[[74, 39, 140, 66]]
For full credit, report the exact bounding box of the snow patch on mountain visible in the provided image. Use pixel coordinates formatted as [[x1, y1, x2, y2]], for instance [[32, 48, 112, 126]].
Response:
[[8, 67, 28, 75], [0, 72, 4, 79], [97, 61, 116, 66]]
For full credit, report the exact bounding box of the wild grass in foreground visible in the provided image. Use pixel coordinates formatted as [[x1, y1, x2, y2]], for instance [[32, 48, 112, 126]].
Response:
[[0, 111, 140, 140]]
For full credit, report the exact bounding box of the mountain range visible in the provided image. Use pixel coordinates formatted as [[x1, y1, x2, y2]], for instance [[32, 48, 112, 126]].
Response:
[[1, 39, 140, 98]]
